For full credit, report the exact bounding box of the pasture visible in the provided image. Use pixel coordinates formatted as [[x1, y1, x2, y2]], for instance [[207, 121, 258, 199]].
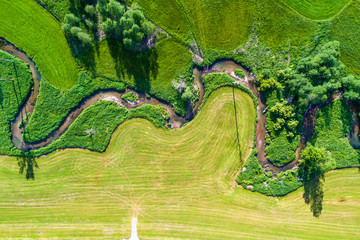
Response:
[[281, 0, 351, 20], [0, 0, 78, 89], [0, 88, 359, 239]]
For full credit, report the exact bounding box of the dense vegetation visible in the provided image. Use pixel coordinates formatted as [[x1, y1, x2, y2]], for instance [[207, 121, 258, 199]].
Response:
[[0, 51, 32, 155]]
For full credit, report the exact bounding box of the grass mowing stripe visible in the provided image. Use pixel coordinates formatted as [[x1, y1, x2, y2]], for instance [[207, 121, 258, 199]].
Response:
[[0, 0, 78, 89], [0, 88, 359, 238], [280, 0, 351, 20]]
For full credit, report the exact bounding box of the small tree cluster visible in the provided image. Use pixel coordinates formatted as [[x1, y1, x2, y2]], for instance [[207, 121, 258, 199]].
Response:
[[172, 75, 194, 102], [285, 41, 360, 105], [268, 100, 298, 137], [97, 0, 155, 51]]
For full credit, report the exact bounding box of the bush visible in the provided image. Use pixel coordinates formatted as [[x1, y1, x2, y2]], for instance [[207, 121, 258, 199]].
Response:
[[121, 92, 139, 103], [234, 69, 245, 79], [265, 131, 300, 167]]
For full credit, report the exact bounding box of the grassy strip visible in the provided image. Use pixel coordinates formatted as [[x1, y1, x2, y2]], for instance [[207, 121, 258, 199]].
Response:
[[23, 73, 126, 143], [280, 0, 351, 20], [0, 50, 33, 155], [81, 37, 193, 115], [0, 0, 78, 89], [35, 0, 71, 21]]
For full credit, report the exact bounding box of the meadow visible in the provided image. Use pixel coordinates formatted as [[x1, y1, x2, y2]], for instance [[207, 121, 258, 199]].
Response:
[[0, 0, 78, 89], [280, 0, 351, 20], [0, 88, 359, 239]]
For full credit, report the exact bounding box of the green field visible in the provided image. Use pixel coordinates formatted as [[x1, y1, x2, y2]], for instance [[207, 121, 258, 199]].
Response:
[[331, 0, 360, 76], [0, 88, 359, 238], [281, 0, 351, 20], [0, 0, 78, 89]]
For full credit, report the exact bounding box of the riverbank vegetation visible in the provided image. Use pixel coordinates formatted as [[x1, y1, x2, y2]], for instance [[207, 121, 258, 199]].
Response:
[[0, 0, 359, 200]]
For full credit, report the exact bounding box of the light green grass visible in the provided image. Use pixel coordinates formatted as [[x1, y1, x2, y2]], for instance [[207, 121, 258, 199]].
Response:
[[0, 0, 78, 89], [257, 0, 317, 48], [179, 0, 253, 51], [280, 0, 351, 20], [137, 0, 193, 44], [0, 88, 359, 239], [331, 0, 360, 76]]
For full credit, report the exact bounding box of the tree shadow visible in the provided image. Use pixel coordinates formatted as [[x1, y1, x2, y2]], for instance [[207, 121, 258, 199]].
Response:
[[17, 151, 38, 180], [303, 174, 324, 218], [107, 39, 158, 93]]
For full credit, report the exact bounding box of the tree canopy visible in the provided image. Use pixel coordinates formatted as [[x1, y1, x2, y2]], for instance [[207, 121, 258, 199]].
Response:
[[98, 0, 155, 51], [299, 146, 330, 181]]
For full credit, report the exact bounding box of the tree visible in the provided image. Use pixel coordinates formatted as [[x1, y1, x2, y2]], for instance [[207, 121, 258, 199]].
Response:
[[298, 146, 330, 181], [341, 75, 360, 100]]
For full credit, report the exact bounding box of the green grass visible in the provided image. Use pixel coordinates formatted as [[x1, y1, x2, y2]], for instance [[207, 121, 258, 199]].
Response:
[[265, 131, 300, 167], [179, 0, 253, 51], [82, 37, 193, 115], [0, 50, 33, 155], [36, 0, 72, 21], [331, 0, 360, 76], [137, 0, 193, 44], [256, 0, 317, 49], [311, 99, 359, 168], [0, 0, 78, 89], [0, 88, 359, 238], [121, 92, 138, 103], [280, 0, 351, 20]]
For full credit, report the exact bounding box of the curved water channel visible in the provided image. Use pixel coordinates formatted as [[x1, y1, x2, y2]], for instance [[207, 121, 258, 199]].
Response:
[[1, 39, 358, 174]]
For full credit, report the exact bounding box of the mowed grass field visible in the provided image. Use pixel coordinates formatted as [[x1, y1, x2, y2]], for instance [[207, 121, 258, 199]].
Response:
[[0, 0, 78, 89], [280, 0, 351, 20], [0, 88, 359, 239]]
